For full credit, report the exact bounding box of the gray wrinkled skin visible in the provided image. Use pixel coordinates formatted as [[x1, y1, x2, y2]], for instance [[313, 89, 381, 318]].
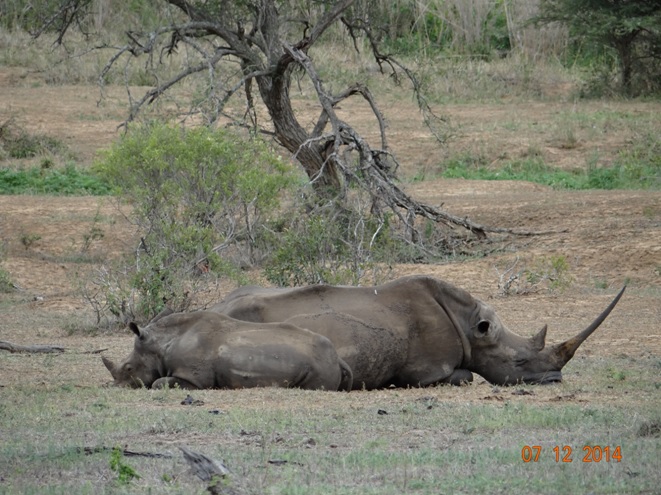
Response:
[[102, 311, 353, 391], [211, 276, 625, 389]]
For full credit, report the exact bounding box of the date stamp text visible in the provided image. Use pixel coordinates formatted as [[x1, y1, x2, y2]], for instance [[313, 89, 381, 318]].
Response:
[[521, 445, 622, 463]]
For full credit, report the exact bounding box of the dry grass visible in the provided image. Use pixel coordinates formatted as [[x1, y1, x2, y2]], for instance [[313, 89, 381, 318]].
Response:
[[1, 360, 659, 494]]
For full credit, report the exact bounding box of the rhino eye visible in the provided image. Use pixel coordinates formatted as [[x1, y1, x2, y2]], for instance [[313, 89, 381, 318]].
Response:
[[514, 358, 528, 368]]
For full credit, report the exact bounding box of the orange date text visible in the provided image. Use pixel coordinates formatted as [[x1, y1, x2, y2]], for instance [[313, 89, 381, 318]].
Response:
[[521, 445, 622, 463]]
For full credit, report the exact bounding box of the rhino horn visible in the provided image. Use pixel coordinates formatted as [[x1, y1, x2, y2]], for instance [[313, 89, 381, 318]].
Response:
[[552, 286, 626, 367], [531, 325, 548, 351], [102, 355, 118, 379]]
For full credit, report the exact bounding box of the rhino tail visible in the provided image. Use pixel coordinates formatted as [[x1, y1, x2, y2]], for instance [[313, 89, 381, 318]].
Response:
[[338, 358, 354, 392]]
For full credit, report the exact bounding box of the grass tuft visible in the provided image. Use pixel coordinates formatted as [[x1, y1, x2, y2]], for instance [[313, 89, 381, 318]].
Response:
[[637, 420, 661, 438]]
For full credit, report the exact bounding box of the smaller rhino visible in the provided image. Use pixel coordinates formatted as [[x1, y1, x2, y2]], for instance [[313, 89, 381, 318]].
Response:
[[102, 311, 353, 391]]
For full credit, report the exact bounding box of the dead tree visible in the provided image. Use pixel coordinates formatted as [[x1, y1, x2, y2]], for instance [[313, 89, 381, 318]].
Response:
[[32, 0, 551, 246]]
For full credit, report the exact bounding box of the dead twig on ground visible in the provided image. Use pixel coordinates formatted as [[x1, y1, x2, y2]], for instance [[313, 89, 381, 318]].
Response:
[[0, 341, 65, 354], [180, 446, 245, 495]]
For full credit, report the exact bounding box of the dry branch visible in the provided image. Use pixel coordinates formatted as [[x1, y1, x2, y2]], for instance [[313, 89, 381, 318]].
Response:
[[79, 446, 173, 458], [0, 341, 65, 354], [180, 446, 244, 495], [285, 43, 561, 240]]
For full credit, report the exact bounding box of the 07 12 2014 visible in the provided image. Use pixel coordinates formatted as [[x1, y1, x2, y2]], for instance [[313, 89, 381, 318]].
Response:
[[521, 445, 622, 463]]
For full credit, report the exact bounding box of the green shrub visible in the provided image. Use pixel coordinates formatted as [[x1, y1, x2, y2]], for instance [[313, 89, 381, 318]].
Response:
[[0, 119, 70, 159], [1, 0, 162, 33], [0, 268, 12, 292], [90, 122, 295, 321], [263, 194, 439, 287], [109, 447, 140, 485], [264, 205, 386, 287]]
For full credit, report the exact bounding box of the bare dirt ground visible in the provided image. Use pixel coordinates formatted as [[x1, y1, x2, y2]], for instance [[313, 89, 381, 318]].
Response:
[[0, 67, 660, 399]]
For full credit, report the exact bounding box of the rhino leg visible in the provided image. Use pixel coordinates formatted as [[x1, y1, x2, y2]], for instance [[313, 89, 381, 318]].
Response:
[[439, 369, 473, 386], [152, 376, 200, 390], [338, 358, 354, 392]]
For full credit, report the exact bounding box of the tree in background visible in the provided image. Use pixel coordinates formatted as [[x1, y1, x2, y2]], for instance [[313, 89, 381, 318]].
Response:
[[22, 0, 523, 241], [15, 1, 554, 311], [534, 0, 661, 95]]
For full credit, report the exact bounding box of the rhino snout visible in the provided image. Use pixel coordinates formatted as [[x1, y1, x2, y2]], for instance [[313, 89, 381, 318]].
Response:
[[526, 370, 562, 385]]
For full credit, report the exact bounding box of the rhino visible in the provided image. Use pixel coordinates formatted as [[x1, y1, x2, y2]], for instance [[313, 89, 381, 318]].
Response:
[[102, 311, 353, 391], [210, 275, 625, 389]]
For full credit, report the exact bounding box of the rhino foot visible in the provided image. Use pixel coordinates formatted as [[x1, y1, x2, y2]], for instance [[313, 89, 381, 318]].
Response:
[[440, 369, 473, 386]]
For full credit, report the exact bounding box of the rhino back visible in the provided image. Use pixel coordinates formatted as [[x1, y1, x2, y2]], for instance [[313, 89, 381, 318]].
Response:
[[213, 276, 472, 389]]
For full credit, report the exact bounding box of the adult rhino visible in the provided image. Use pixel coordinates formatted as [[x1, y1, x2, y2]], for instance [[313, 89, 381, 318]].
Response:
[[102, 311, 353, 391], [211, 275, 625, 389]]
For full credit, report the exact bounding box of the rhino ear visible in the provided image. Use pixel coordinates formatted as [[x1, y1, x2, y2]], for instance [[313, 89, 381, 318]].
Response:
[[128, 322, 142, 338], [474, 320, 491, 338]]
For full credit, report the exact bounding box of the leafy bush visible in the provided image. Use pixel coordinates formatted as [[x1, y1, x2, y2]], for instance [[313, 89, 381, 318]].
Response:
[[263, 201, 393, 287], [0, 120, 108, 195], [1, 0, 162, 33], [263, 191, 449, 287], [0, 119, 70, 159], [109, 448, 140, 485], [89, 122, 295, 322]]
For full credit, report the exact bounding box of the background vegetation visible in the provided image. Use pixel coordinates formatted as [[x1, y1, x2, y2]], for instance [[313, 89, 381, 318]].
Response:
[[1, 0, 660, 323], [90, 123, 295, 321]]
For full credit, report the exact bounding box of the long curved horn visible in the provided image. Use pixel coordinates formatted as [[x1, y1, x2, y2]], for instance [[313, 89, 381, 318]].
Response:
[[553, 286, 626, 367]]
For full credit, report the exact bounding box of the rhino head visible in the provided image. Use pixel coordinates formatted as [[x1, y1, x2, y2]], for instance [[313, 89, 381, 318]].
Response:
[[102, 322, 162, 388], [465, 287, 625, 385]]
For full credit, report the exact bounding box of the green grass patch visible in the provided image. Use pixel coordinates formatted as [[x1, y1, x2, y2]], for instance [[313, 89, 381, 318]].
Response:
[[0, 164, 112, 195], [439, 152, 660, 190]]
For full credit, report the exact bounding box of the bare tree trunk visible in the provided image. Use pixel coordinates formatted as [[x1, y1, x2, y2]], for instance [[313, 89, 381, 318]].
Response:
[[616, 39, 634, 95], [257, 69, 342, 193]]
